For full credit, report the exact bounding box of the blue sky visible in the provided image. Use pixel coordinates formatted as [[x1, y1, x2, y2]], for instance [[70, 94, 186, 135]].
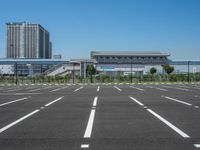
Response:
[[0, 0, 200, 60]]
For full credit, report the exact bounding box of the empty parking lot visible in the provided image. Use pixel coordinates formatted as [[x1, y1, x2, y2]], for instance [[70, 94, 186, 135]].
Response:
[[0, 83, 200, 150]]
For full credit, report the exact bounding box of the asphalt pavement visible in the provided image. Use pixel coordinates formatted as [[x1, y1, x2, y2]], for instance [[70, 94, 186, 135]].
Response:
[[0, 84, 200, 150]]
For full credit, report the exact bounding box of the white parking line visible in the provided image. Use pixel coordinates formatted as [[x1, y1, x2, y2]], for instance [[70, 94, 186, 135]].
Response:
[[144, 86, 167, 91], [147, 109, 190, 138], [97, 86, 100, 92], [45, 96, 64, 107], [93, 96, 98, 107], [162, 96, 192, 106], [0, 97, 28, 107], [129, 96, 144, 106], [84, 109, 96, 138], [29, 88, 41, 92], [130, 86, 144, 91], [7, 89, 22, 92], [114, 86, 122, 91], [74, 87, 83, 92], [145, 85, 154, 88], [194, 144, 200, 148], [162, 86, 190, 91], [51, 87, 68, 92], [0, 109, 40, 134], [155, 87, 168, 91]]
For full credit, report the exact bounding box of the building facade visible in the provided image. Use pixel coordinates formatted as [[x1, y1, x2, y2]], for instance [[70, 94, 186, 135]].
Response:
[[91, 51, 170, 75], [6, 22, 51, 59]]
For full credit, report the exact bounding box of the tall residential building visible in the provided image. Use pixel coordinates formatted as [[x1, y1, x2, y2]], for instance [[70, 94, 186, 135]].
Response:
[[6, 22, 52, 59]]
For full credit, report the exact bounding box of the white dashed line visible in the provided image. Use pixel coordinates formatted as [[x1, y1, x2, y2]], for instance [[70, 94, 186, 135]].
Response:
[[81, 144, 89, 148], [93, 96, 98, 107], [0, 97, 28, 107], [0, 109, 40, 134], [97, 86, 100, 92], [130, 86, 144, 91], [74, 87, 83, 92], [83, 96, 97, 138], [45, 96, 64, 107], [84, 109, 96, 138], [129, 96, 144, 106], [114, 86, 122, 91], [194, 144, 200, 148], [162, 96, 192, 106], [147, 109, 190, 138]]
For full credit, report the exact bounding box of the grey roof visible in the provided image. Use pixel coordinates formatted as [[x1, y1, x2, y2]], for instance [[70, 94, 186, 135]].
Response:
[[91, 51, 170, 56]]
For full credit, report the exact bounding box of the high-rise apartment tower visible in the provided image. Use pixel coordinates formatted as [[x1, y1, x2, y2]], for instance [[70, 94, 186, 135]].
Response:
[[6, 22, 52, 59]]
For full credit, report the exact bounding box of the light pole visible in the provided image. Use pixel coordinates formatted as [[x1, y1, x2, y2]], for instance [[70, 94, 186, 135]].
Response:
[[73, 63, 75, 84], [131, 58, 133, 83], [188, 61, 190, 83], [15, 62, 18, 85]]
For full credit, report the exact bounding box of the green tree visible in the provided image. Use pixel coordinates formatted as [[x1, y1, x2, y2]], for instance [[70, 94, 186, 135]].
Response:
[[163, 65, 174, 75], [86, 64, 96, 83], [150, 67, 157, 75], [163, 65, 174, 81], [150, 67, 157, 81]]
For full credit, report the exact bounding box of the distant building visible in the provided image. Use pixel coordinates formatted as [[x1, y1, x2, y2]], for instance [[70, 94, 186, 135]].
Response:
[[6, 22, 52, 59], [53, 54, 62, 59], [91, 51, 170, 75]]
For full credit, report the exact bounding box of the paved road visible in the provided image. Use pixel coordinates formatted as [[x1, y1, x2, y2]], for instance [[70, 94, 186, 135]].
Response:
[[0, 84, 200, 149]]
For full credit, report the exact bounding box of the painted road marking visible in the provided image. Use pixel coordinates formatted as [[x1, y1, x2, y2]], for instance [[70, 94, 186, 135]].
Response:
[[97, 86, 100, 92], [154, 87, 168, 91], [114, 86, 122, 91], [194, 144, 200, 148], [145, 85, 154, 88], [45, 96, 64, 107], [162, 85, 190, 91], [145, 85, 167, 91], [74, 87, 83, 92], [29, 88, 41, 92], [162, 96, 192, 106], [193, 87, 200, 90], [129, 96, 144, 106], [147, 109, 190, 138], [0, 109, 40, 134], [51, 86, 67, 92], [83, 96, 97, 138], [93, 96, 98, 107], [0, 97, 28, 107], [84, 109, 96, 138], [81, 144, 89, 148], [7, 89, 22, 92], [130, 86, 144, 91]]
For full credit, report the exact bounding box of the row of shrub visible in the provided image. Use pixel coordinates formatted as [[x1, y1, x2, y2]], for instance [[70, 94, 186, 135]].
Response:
[[1, 73, 200, 84]]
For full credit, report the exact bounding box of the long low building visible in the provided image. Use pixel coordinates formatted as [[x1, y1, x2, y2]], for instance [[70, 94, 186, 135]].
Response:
[[0, 51, 200, 77], [91, 51, 170, 75]]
